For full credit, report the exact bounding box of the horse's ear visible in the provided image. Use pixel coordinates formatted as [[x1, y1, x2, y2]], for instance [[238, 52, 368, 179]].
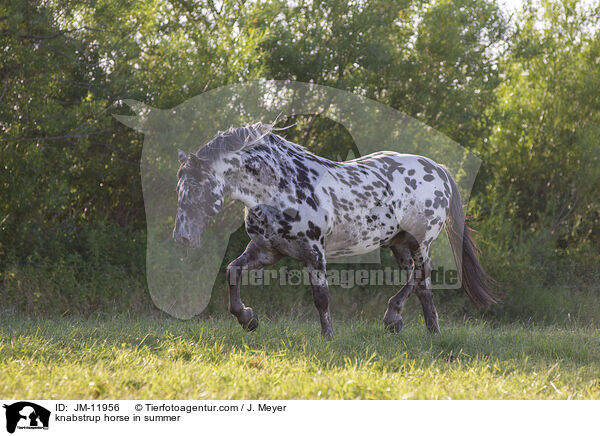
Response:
[[178, 149, 187, 163]]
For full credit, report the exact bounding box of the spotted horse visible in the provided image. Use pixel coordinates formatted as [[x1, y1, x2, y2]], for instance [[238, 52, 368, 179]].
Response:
[[173, 123, 498, 337]]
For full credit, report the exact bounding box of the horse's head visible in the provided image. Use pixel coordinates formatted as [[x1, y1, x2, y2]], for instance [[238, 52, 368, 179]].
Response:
[[173, 149, 224, 247]]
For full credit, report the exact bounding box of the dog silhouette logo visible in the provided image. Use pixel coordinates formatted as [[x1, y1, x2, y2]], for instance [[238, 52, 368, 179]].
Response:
[[3, 402, 50, 433]]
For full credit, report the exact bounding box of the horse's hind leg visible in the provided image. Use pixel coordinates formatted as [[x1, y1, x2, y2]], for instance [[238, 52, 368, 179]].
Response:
[[226, 241, 281, 331], [412, 244, 440, 334], [383, 244, 415, 333], [304, 248, 334, 338]]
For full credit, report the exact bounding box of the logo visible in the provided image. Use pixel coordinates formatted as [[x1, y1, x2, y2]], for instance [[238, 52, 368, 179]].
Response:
[[3, 402, 50, 433]]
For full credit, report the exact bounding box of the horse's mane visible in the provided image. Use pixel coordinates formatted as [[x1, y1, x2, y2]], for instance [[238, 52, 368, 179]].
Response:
[[196, 122, 307, 161]]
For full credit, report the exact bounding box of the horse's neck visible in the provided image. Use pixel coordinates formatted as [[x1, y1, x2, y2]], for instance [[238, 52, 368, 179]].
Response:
[[217, 145, 284, 208], [227, 181, 267, 208]]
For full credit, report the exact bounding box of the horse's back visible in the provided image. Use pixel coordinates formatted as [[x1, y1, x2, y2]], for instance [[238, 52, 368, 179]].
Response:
[[321, 151, 451, 256]]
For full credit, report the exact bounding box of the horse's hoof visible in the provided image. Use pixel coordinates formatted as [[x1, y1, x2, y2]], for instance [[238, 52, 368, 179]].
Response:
[[239, 307, 259, 331], [384, 319, 403, 333], [383, 309, 403, 333], [245, 316, 259, 331], [427, 324, 441, 334], [321, 326, 335, 339]]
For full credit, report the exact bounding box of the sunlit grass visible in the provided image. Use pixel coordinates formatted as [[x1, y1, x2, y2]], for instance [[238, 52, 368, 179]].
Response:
[[0, 314, 598, 399]]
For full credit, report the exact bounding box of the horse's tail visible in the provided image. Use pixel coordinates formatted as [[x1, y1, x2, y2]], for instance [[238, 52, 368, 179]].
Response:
[[443, 168, 499, 309]]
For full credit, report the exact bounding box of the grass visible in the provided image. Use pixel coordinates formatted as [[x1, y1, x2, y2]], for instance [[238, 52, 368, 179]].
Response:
[[1, 313, 599, 399]]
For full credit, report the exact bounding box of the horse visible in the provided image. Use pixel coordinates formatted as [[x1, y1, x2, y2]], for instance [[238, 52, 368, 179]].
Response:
[[173, 123, 497, 337]]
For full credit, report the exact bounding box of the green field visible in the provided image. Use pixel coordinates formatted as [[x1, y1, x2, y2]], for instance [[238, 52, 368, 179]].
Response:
[[2, 314, 598, 400]]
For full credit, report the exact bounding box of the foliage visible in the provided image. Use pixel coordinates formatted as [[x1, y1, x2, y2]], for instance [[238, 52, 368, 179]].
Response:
[[480, 0, 600, 250]]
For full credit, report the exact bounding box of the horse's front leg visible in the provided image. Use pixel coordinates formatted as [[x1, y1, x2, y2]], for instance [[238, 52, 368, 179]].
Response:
[[305, 253, 334, 338], [226, 241, 281, 331]]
